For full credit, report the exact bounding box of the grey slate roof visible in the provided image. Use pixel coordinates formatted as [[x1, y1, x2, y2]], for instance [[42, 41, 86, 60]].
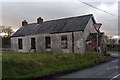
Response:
[[12, 14, 96, 37]]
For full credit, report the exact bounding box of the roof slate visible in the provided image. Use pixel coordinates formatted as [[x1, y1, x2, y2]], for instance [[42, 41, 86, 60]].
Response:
[[12, 14, 95, 37]]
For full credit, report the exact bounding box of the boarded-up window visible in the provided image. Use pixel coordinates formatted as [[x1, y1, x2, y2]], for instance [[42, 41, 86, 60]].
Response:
[[45, 36, 51, 48], [61, 35, 67, 49], [18, 38, 22, 49], [31, 38, 36, 49]]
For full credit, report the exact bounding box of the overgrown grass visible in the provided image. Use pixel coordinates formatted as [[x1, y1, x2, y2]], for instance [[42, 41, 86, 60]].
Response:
[[2, 52, 112, 79], [107, 47, 120, 52]]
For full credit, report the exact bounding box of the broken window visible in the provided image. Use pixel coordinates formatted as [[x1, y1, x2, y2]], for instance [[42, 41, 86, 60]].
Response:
[[45, 36, 51, 48], [61, 35, 68, 49], [31, 38, 36, 49], [18, 38, 23, 49]]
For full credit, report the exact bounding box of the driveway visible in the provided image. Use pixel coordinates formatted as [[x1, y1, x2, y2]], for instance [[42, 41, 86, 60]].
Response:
[[55, 52, 120, 79]]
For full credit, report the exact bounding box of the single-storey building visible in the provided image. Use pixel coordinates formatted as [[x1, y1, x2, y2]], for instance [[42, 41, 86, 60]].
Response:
[[11, 14, 106, 53]]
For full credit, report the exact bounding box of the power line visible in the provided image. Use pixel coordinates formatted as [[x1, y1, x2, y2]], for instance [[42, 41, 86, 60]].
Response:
[[78, 0, 118, 17]]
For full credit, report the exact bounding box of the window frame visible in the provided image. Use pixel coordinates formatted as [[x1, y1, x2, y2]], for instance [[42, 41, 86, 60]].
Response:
[[45, 36, 51, 49], [31, 38, 36, 49], [61, 35, 68, 49], [18, 38, 23, 49]]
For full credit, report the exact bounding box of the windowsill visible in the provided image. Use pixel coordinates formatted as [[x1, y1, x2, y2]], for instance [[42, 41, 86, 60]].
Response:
[[46, 48, 51, 51]]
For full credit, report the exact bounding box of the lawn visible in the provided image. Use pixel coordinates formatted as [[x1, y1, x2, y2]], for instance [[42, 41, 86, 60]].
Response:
[[2, 52, 112, 79]]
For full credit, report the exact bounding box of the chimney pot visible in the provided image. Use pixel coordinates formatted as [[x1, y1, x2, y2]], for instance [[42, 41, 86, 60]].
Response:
[[37, 17, 43, 24], [22, 20, 28, 26]]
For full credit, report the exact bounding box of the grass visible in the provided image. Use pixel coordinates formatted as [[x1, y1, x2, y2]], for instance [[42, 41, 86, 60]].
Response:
[[107, 47, 120, 52], [2, 52, 112, 79]]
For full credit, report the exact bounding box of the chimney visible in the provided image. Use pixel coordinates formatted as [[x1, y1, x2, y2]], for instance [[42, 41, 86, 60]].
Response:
[[37, 17, 43, 24], [22, 20, 28, 26]]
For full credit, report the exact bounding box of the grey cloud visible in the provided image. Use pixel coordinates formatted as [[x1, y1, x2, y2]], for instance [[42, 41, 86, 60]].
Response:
[[2, 2, 118, 36]]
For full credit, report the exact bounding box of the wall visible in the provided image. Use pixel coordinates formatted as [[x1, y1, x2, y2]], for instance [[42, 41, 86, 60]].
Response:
[[83, 18, 97, 52], [72, 18, 97, 53], [11, 35, 37, 52], [36, 32, 85, 53], [83, 18, 97, 40], [11, 37, 18, 52], [37, 32, 73, 53], [36, 34, 45, 52], [99, 34, 107, 53], [11, 33, 73, 53], [74, 31, 85, 53]]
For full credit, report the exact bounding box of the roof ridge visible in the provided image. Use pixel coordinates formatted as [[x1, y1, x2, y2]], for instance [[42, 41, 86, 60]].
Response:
[[44, 14, 93, 23]]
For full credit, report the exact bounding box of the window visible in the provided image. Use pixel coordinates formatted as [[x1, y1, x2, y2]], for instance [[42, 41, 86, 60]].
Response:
[[31, 38, 36, 49], [45, 36, 51, 48], [61, 35, 67, 49], [18, 38, 23, 49]]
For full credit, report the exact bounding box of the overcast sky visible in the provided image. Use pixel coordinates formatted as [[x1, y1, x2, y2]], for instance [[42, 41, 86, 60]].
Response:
[[0, 0, 119, 36]]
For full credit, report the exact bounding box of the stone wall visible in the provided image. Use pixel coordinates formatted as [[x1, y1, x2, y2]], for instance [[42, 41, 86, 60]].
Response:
[[11, 32, 84, 53], [84, 18, 97, 40]]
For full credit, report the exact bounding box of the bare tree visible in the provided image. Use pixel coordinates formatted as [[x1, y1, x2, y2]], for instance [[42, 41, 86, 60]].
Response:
[[118, 39, 120, 45], [0, 26, 14, 38]]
